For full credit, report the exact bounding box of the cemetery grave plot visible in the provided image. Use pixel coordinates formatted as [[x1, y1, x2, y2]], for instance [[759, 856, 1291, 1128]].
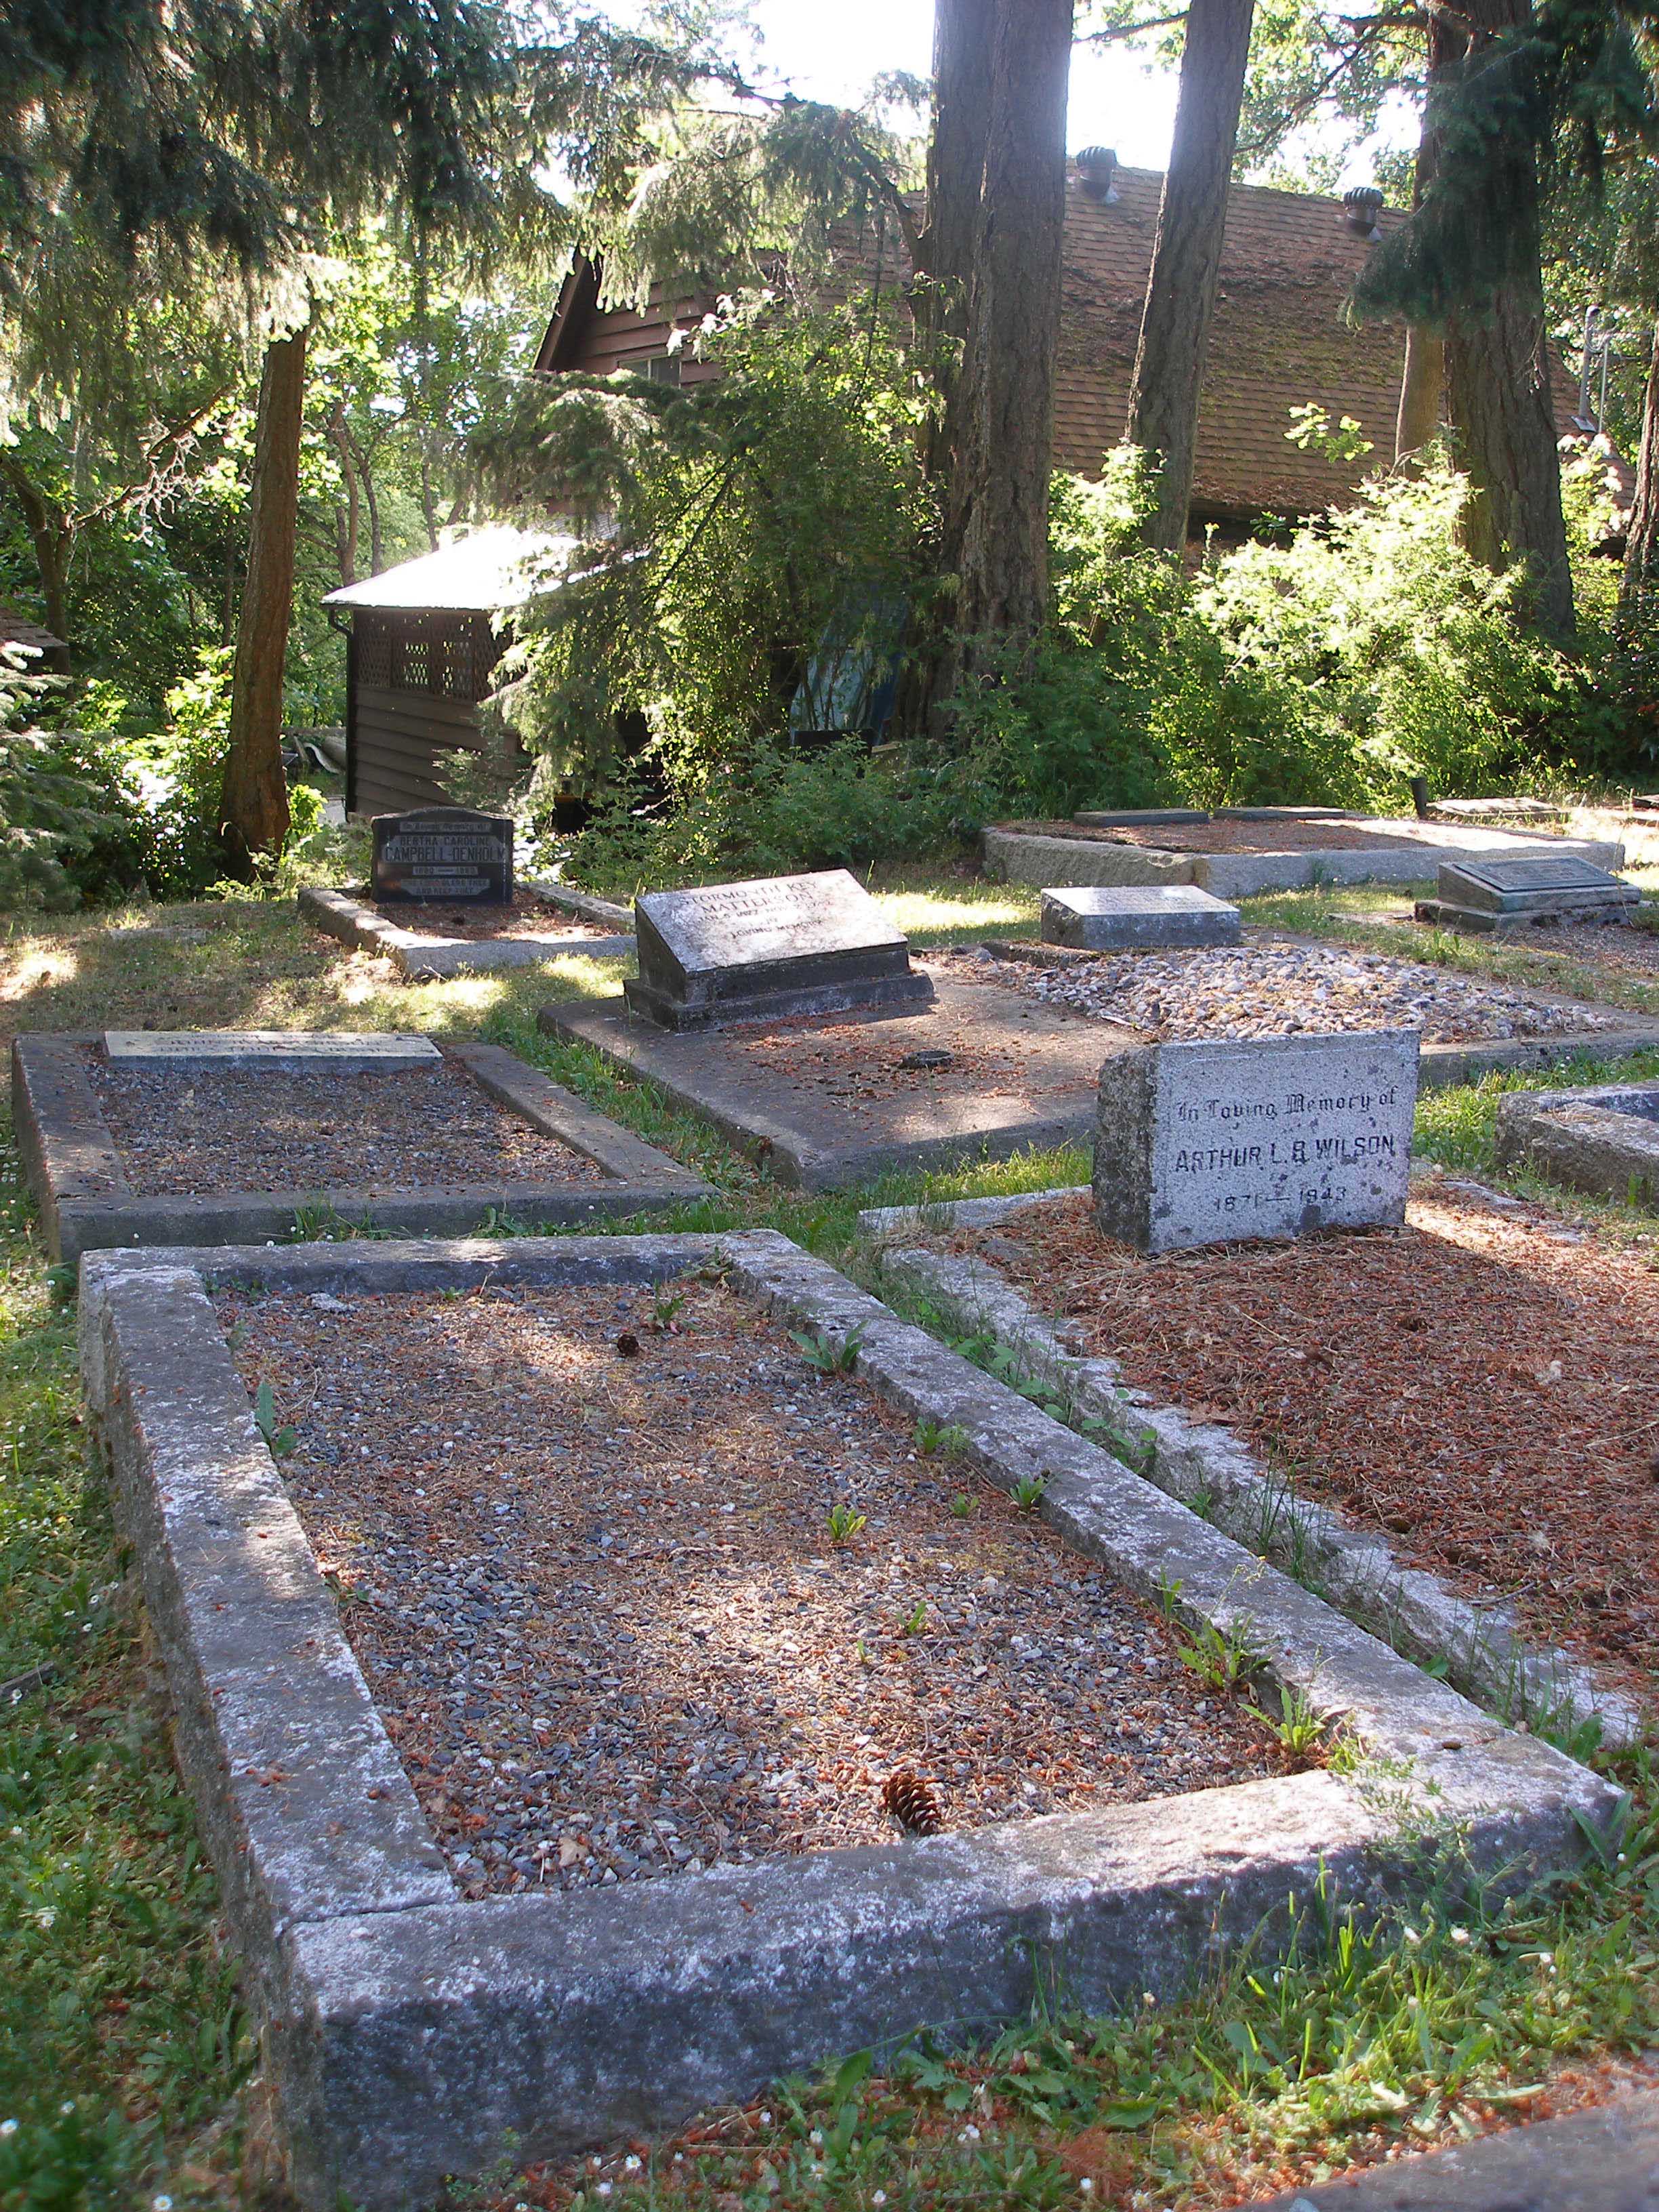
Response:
[[546, 971, 1132, 1187], [931, 941, 1654, 1063], [298, 880, 635, 977], [80, 1228, 1618, 2209], [218, 1272, 1280, 1898], [12, 1031, 708, 1256], [916, 1185, 1659, 1710], [983, 811, 1623, 897]]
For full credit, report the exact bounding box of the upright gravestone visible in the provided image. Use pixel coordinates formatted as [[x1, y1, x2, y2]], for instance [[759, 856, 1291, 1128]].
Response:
[[1093, 1029, 1418, 1255], [624, 869, 934, 1030], [1425, 855, 1637, 934], [1042, 884, 1242, 951], [371, 807, 513, 906]]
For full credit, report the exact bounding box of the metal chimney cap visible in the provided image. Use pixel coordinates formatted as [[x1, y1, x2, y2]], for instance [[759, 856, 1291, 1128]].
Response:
[[1076, 146, 1120, 203], [1342, 184, 1385, 239]]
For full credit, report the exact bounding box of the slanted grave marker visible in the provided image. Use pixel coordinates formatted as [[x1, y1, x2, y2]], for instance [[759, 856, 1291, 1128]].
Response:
[[1422, 855, 1637, 934], [1093, 1029, 1419, 1254], [624, 867, 934, 1029]]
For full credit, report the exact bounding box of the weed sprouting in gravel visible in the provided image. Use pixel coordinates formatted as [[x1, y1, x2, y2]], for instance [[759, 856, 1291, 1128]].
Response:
[[1011, 1472, 1048, 1511], [825, 1502, 867, 1547], [1175, 1616, 1265, 1692], [1246, 1683, 1328, 1761], [251, 1380, 296, 1457], [914, 1416, 970, 1458], [950, 1492, 975, 1518], [790, 1326, 863, 1375]]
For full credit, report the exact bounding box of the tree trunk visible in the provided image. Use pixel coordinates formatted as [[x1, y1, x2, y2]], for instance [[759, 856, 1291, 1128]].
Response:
[[1, 460, 74, 672], [1126, 0, 1255, 552], [222, 323, 307, 865], [1395, 326, 1445, 461], [329, 399, 359, 587], [1618, 317, 1659, 628], [916, 0, 997, 490], [1435, 0, 1574, 640], [952, 0, 1073, 653]]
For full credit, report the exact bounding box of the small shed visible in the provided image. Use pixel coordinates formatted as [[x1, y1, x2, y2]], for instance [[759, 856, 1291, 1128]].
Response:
[[323, 527, 571, 817]]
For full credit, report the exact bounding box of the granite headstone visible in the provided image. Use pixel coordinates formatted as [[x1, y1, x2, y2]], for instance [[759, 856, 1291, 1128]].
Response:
[[624, 868, 934, 1030], [371, 807, 513, 905], [1041, 884, 1243, 951], [1425, 854, 1637, 933], [1093, 1029, 1418, 1255]]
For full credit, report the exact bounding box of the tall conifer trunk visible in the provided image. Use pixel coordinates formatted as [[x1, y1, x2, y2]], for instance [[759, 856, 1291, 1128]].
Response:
[[1435, 0, 1574, 640], [917, 0, 996, 489], [222, 323, 306, 865], [1126, 0, 1255, 552], [952, 0, 1073, 653], [1620, 317, 1659, 628]]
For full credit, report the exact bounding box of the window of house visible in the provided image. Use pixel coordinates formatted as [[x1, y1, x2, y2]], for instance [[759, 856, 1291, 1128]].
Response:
[[643, 354, 683, 387]]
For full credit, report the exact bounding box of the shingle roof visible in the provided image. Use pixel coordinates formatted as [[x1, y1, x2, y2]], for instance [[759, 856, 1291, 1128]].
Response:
[[541, 169, 1615, 523], [322, 527, 577, 612], [0, 605, 66, 657]]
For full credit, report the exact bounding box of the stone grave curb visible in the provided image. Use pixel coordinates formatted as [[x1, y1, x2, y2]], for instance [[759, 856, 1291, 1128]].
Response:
[[1494, 1084, 1659, 1204], [1247, 2081, 1659, 2209], [297, 882, 634, 978], [79, 1230, 1619, 2209], [982, 827, 1626, 899], [539, 992, 1101, 1189], [10, 1033, 710, 1260], [855, 1193, 1639, 1750]]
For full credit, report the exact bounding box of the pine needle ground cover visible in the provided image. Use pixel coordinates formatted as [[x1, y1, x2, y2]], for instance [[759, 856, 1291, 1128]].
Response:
[[0, 886, 1656, 2211], [920, 1184, 1659, 1714]]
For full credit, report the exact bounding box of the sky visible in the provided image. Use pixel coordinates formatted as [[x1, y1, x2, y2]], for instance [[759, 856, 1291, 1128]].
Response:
[[730, 0, 1184, 169]]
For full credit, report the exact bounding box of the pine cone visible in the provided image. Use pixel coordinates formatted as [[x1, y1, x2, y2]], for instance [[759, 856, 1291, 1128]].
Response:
[[614, 1330, 640, 1357], [880, 1767, 943, 1836]]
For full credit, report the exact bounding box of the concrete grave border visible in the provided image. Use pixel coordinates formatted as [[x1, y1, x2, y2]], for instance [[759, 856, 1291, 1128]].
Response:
[[544, 981, 1659, 1191], [12, 1033, 710, 1258], [1495, 1080, 1659, 1204], [856, 1191, 1640, 1750], [541, 979, 1116, 1187], [983, 818, 1626, 899], [81, 1227, 1620, 2209], [298, 877, 635, 978]]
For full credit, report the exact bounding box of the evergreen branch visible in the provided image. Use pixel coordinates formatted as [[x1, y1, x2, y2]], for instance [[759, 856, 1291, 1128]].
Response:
[[1075, 12, 1193, 41]]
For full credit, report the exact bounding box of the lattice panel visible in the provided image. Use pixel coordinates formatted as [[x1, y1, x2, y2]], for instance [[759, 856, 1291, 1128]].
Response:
[[357, 614, 499, 702]]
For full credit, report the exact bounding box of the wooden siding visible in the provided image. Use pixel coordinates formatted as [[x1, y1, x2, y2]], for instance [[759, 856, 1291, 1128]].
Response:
[[352, 687, 489, 817]]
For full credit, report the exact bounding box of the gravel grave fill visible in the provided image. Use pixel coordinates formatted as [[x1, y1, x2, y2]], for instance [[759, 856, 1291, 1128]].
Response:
[[87, 1051, 610, 1195], [935, 942, 1625, 1044], [930, 1188, 1659, 1710], [216, 1278, 1281, 1898]]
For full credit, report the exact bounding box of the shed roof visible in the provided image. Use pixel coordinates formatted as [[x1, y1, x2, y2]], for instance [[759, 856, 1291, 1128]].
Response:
[[0, 605, 66, 657], [322, 527, 577, 613], [539, 169, 1622, 522]]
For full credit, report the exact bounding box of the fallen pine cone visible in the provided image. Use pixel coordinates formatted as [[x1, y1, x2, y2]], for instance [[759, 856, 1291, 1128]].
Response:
[[615, 1330, 641, 1357], [880, 1766, 943, 1836]]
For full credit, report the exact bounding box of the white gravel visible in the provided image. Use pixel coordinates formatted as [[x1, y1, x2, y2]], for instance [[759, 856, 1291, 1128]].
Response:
[[985, 943, 1625, 1044]]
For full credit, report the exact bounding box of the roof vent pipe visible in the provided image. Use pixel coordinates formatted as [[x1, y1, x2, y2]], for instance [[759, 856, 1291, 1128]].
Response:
[[1076, 146, 1120, 203], [1342, 184, 1385, 241]]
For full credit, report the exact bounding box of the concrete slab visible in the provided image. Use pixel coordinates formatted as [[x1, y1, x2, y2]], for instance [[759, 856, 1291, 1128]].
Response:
[[1247, 2085, 1659, 2209], [79, 1229, 1620, 2211], [12, 1034, 711, 1258], [541, 977, 1123, 1187], [104, 1029, 438, 1069], [1495, 1080, 1659, 1204]]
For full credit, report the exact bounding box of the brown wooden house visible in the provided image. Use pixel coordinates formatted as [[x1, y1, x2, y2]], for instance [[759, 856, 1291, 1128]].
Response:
[[537, 163, 1606, 532], [323, 528, 569, 817]]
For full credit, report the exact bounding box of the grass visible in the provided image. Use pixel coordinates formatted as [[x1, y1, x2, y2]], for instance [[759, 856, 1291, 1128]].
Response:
[[1, 883, 1658, 2211]]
